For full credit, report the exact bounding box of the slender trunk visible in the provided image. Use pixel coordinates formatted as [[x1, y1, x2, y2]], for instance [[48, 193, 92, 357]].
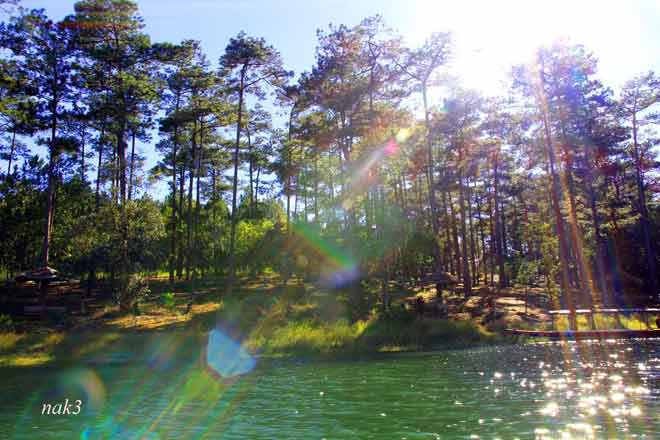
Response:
[[286, 104, 296, 232], [247, 126, 254, 214], [441, 188, 454, 274], [467, 179, 478, 285], [476, 188, 487, 284], [632, 113, 658, 299], [95, 127, 105, 213], [303, 174, 308, 223], [112, 142, 119, 205], [89, 126, 105, 294], [448, 190, 461, 279], [457, 154, 471, 294], [314, 156, 319, 223], [293, 172, 299, 221], [255, 166, 261, 205], [422, 85, 442, 301], [328, 158, 335, 223], [538, 83, 575, 328], [169, 122, 178, 285], [499, 197, 508, 278], [564, 159, 592, 303], [117, 123, 129, 311], [177, 163, 185, 279], [194, 119, 203, 291], [186, 121, 196, 282], [110, 144, 115, 200], [6, 129, 16, 177], [365, 189, 372, 237], [400, 173, 407, 212], [492, 150, 506, 287], [128, 132, 136, 201], [227, 66, 246, 291], [42, 112, 58, 268], [211, 166, 219, 274], [487, 181, 495, 286], [584, 145, 608, 302], [80, 126, 86, 183], [118, 130, 127, 204]]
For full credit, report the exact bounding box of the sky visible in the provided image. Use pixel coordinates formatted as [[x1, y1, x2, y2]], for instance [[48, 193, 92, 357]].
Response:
[[7, 0, 660, 198]]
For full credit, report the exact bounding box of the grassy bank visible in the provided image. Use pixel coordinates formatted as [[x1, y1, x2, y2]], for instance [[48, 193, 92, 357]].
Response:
[[0, 277, 506, 367]]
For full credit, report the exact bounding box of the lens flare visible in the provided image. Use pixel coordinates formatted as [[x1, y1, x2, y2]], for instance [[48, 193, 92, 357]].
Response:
[[58, 368, 106, 412], [206, 328, 256, 378], [289, 222, 359, 288], [395, 127, 411, 143], [145, 333, 182, 372]]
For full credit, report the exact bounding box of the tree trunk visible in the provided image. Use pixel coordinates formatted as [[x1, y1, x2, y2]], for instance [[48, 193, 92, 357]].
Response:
[[80, 126, 86, 183], [457, 158, 472, 294], [632, 113, 658, 300], [95, 127, 104, 209], [193, 119, 203, 293], [564, 160, 592, 305], [177, 163, 185, 279], [476, 187, 487, 285], [538, 87, 576, 329], [42, 117, 58, 269], [487, 180, 495, 286], [186, 121, 196, 282], [584, 145, 609, 303], [117, 123, 130, 312], [88, 126, 106, 295], [492, 151, 506, 287], [6, 129, 16, 176], [169, 124, 178, 286], [448, 190, 461, 279], [441, 188, 454, 274], [247, 126, 254, 215], [255, 166, 261, 205], [467, 179, 478, 285], [314, 156, 319, 223], [128, 132, 136, 201], [227, 66, 246, 292], [422, 85, 443, 302]]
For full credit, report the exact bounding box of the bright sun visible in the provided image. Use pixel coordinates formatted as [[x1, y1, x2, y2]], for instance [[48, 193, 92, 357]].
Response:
[[408, 0, 643, 93]]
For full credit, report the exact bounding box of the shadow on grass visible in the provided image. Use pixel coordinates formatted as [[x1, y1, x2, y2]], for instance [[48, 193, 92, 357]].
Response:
[[0, 275, 512, 369]]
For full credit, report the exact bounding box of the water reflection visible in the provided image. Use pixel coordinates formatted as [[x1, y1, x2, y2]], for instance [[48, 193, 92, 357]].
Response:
[[526, 340, 657, 439], [0, 339, 657, 438]]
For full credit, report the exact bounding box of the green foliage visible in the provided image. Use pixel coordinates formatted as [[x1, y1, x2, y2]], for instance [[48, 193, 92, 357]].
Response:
[[0, 3, 659, 331], [118, 273, 150, 312], [160, 292, 176, 311], [0, 314, 14, 332], [235, 218, 275, 271], [251, 319, 365, 355], [515, 259, 539, 287]]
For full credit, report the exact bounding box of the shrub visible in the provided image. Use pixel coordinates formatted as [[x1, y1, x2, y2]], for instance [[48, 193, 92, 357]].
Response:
[[0, 314, 14, 332], [160, 292, 176, 311], [118, 274, 150, 312]]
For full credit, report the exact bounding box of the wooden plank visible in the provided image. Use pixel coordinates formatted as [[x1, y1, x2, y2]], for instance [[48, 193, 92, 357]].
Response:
[[505, 329, 660, 339], [23, 305, 67, 315], [549, 308, 660, 315]]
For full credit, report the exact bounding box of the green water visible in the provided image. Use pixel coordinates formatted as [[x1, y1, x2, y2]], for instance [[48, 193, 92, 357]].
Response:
[[1, 337, 659, 439]]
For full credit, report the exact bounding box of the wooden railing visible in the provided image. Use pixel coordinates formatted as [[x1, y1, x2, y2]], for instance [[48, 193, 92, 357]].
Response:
[[549, 308, 660, 330]]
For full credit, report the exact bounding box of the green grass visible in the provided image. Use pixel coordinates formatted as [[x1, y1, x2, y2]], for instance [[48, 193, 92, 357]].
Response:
[[0, 330, 63, 366], [0, 278, 509, 366], [248, 319, 368, 355]]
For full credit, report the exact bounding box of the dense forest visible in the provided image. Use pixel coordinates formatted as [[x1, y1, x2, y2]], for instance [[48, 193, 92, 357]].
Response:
[[1, 0, 659, 321]]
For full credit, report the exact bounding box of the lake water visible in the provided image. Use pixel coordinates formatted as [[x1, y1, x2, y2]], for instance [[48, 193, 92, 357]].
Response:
[[1, 336, 658, 439]]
